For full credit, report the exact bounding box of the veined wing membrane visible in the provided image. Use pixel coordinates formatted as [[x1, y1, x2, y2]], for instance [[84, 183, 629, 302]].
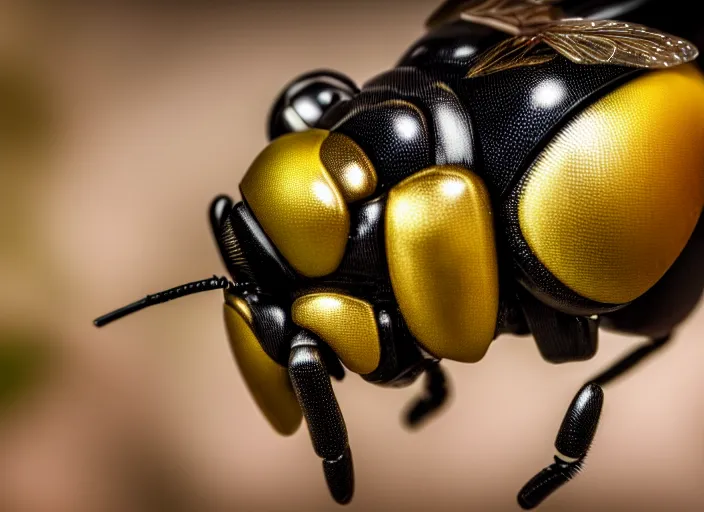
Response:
[[427, 0, 563, 33], [541, 19, 699, 68]]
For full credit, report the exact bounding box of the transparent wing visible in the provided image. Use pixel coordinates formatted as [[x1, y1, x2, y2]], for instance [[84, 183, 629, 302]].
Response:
[[426, 0, 563, 34], [466, 36, 556, 77], [541, 19, 699, 68]]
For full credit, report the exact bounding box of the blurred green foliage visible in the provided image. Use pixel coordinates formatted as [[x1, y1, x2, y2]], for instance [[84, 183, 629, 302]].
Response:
[[0, 330, 55, 415], [0, 58, 51, 156]]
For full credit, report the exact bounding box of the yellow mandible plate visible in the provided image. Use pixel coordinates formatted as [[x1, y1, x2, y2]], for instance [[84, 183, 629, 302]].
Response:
[[224, 294, 302, 435]]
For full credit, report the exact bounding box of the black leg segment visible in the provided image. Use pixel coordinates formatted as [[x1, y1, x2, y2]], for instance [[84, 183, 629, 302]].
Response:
[[404, 361, 449, 428], [288, 331, 354, 504], [518, 334, 672, 508], [518, 383, 604, 510], [590, 335, 671, 387]]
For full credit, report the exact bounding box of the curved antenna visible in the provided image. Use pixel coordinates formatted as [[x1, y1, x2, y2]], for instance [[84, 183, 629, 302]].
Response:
[[94, 275, 232, 327]]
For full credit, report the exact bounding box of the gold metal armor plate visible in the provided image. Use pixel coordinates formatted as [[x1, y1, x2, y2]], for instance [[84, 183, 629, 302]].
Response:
[[386, 165, 499, 363], [292, 293, 381, 375], [223, 294, 302, 435], [518, 65, 704, 304], [240, 129, 377, 278]]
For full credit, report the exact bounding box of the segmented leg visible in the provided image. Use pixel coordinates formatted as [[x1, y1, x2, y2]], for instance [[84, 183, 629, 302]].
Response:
[[518, 335, 672, 509], [289, 331, 354, 504], [404, 361, 449, 428]]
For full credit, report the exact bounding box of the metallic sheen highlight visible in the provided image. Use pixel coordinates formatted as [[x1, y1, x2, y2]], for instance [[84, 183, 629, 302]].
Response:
[[292, 293, 381, 375], [519, 65, 704, 304], [240, 129, 349, 277], [321, 132, 377, 203], [224, 296, 302, 435], [386, 165, 499, 363]]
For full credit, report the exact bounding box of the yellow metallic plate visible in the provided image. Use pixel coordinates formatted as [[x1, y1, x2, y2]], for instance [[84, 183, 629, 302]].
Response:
[[240, 129, 349, 277], [292, 293, 381, 374], [386, 165, 499, 363], [519, 65, 704, 304], [320, 132, 377, 203], [223, 296, 302, 436]]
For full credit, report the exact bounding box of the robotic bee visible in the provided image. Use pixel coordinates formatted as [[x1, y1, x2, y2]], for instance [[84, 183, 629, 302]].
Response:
[[95, 0, 704, 508]]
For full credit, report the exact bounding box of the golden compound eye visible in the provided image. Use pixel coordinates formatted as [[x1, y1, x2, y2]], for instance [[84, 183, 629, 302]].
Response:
[[239, 129, 377, 278], [321, 133, 377, 203], [240, 129, 350, 278], [518, 66, 704, 304]]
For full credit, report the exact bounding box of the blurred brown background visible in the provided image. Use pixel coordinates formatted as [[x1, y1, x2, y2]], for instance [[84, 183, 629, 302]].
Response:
[[1, 1, 703, 511]]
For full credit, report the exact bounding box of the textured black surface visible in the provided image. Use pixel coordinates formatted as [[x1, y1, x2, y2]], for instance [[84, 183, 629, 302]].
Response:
[[268, 70, 358, 140], [211, 196, 258, 289], [243, 294, 296, 366], [495, 288, 531, 336], [518, 459, 582, 510], [457, 56, 638, 197], [317, 341, 347, 382], [555, 384, 604, 460], [404, 361, 449, 428], [329, 196, 390, 294], [518, 287, 599, 363], [363, 67, 476, 170], [323, 447, 354, 505], [288, 331, 352, 504], [334, 96, 432, 189], [362, 307, 426, 386], [289, 332, 348, 460], [518, 384, 602, 509], [229, 201, 297, 292]]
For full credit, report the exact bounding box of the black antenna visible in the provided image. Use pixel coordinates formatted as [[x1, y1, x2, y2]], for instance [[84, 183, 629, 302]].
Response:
[[94, 275, 231, 327]]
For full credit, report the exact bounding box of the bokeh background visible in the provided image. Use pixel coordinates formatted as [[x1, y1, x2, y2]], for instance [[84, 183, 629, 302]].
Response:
[[1, 1, 703, 511]]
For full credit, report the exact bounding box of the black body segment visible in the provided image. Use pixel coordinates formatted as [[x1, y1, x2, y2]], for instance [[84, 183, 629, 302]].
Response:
[[518, 460, 579, 510], [327, 196, 390, 293], [404, 361, 449, 428], [334, 98, 432, 189], [363, 67, 476, 170], [518, 287, 599, 363], [229, 201, 298, 291], [288, 331, 353, 504], [323, 447, 355, 505], [399, 20, 506, 71], [241, 294, 297, 367], [362, 307, 427, 386], [454, 57, 638, 197]]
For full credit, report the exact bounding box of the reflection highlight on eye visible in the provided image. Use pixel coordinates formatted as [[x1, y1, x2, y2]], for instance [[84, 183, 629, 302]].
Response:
[[312, 180, 336, 206], [343, 163, 366, 190]]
